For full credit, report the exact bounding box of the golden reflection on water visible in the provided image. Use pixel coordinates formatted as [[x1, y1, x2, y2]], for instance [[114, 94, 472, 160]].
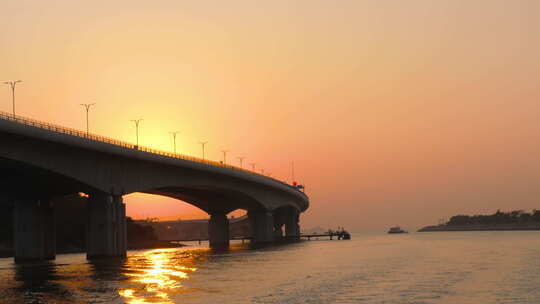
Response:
[[119, 248, 202, 304]]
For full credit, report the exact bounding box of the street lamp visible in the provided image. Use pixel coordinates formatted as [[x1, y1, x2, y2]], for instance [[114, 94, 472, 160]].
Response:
[[221, 150, 228, 164], [199, 141, 208, 160], [3, 80, 22, 116], [80, 103, 95, 135], [291, 161, 296, 184], [237, 156, 245, 168], [169, 131, 180, 154], [130, 119, 143, 147]]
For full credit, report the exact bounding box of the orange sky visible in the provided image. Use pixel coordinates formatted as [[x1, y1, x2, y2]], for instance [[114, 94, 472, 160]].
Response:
[[2, 1, 540, 231]]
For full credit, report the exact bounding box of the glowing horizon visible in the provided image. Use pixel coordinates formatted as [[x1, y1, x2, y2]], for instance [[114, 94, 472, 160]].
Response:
[[2, 0, 540, 231]]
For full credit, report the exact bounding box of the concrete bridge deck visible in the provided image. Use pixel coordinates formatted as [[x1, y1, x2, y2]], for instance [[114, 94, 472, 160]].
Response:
[[0, 111, 309, 262]]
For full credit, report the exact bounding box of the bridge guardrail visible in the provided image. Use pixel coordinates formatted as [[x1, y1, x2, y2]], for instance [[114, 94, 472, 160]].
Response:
[[0, 111, 304, 193]]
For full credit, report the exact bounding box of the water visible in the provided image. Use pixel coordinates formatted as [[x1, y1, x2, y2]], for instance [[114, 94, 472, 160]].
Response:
[[2, 231, 540, 303]]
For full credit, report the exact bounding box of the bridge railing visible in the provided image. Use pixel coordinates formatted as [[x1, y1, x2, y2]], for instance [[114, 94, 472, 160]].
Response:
[[0, 111, 303, 192]]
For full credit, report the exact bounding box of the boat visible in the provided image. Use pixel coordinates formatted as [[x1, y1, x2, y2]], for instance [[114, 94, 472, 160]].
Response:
[[387, 226, 407, 234], [332, 227, 351, 240], [341, 231, 351, 240]]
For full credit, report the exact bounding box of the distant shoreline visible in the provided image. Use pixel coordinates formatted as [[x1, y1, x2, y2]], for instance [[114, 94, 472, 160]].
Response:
[[418, 224, 540, 232]]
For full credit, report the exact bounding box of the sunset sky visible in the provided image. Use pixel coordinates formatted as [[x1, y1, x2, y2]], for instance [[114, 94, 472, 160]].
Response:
[[2, 1, 540, 231]]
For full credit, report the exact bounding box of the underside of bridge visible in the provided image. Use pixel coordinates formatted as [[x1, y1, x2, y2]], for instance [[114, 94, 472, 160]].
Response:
[[143, 188, 301, 248], [0, 157, 95, 198], [0, 156, 304, 263]]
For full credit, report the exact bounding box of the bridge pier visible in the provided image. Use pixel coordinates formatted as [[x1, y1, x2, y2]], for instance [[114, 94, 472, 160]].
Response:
[[87, 194, 126, 259], [273, 213, 285, 239], [248, 210, 274, 244], [208, 212, 229, 249], [114, 195, 127, 257], [13, 198, 56, 262], [285, 209, 300, 240]]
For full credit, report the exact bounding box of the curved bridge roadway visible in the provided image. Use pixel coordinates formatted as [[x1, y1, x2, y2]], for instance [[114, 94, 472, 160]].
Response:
[[0, 111, 309, 262]]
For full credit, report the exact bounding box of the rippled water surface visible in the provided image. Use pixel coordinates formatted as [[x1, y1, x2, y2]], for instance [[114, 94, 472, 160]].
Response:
[[2, 231, 540, 303]]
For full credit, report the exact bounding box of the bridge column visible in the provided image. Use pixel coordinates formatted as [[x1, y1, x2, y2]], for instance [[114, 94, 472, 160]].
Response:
[[273, 213, 285, 239], [87, 193, 125, 259], [42, 200, 56, 260], [113, 195, 127, 257], [248, 210, 274, 244], [208, 212, 230, 249], [13, 198, 56, 262], [285, 209, 300, 240]]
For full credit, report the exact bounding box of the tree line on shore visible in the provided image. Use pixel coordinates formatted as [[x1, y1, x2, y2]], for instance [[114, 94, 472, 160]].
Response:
[[446, 210, 540, 226]]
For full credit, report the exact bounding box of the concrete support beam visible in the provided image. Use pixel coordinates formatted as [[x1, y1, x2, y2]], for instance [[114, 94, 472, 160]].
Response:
[[13, 198, 55, 262], [87, 193, 113, 258], [114, 195, 127, 257], [208, 212, 230, 249], [249, 210, 274, 244], [273, 214, 285, 239], [87, 193, 126, 259], [42, 200, 56, 260], [285, 209, 300, 240]]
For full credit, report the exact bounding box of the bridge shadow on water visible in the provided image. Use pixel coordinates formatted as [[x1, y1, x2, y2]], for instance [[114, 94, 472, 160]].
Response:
[[10, 261, 76, 303], [2, 241, 303, 303], [5, 257, 131, 303]]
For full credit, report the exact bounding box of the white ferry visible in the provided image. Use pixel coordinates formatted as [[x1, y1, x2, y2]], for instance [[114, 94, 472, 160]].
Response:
[[388, 226, 408, 234]]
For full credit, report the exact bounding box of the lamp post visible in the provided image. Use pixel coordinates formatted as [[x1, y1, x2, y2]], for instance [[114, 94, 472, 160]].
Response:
[[130, 119, 143, 147], [221, 150, 228, 164], [237, 156, 245, 168], [169, 131, 180, 153], [3, 80, 22, 117], [199, 141, 208, 160], [291, 161, 295, 184], [80, 103, 95, 135]]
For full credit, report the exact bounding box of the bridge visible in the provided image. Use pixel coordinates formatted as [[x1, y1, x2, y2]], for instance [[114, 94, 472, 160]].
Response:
[[0, 111, 309, 262]]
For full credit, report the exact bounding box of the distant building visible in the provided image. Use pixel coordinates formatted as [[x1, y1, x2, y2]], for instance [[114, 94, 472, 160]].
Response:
[[136, 216, 250, 240]]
